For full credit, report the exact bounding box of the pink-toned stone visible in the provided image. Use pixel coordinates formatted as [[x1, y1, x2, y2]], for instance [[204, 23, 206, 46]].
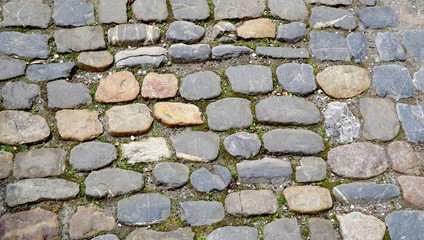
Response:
[[77, 51, 114, 72], [105, 103, 153, 137], [284, 186, 332, 214], [141, 72, 179, 99], [69, 206, 116, 240], [56, 110, 103, 141], [0, 151, 13, 179], [400, 4, 424, 26], [388, 141, 423, 175], [237, 18, 276, 39], [95, 71, 140, 103], [153, 102, 203, 127], [398, 176, 424, 208]]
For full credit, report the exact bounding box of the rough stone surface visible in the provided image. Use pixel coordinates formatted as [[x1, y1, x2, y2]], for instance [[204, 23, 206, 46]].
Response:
[[69, 206, 116, 240], [212, 45, 253, 60], [181, 201, 225, 226], [360, 0, 375, 5], [1, 81, 40, 109], [295, 157, 327, 183], [99, 0, 127, 24], [180, 71, 222, 100], [309, 6, 356, 30], [153, 162, 189, 189], [268, 0, 308, 21], [0, 151, 13, 179], [256, 47, 309, 59], [373, 65, 413, 99], [26, 62, 74, 82], [310, 30, 350, 61], [121, 138, 171, 163], [1, 0, 51, 28], [169, 44, 211, 63], [206, 98, 253, 131], [309, 218, 339, 240], [132, 0, 168, 22], [85, 168, 144, 198], [47, 80, 91, 109], [386, 211, 424, 240], [396, 104, 424, 143], [225, 190, 278, 216], [105, 104, 153, 137], [13, 148, 66, 179], [337, 212, 386, 240], [95, 71, 140, 103], [328, 142, 389, 179], [276, 63, 316, 95], [56, 110, 103, 141], [375, 32, 406, 61], [0, 32, 50, 59], [263, 129, 324, 155], [92, 234, 120, 240], [237, 18, 276, 39], [52, 0, 95, 27], [126, 228, 194, 240], [398, 176, 424, 208], [54, 26, 106, 53], [142, 73, 178, 99], [263, 218, 302, 240], [413, 69, 424, 92], [333, 182, 400, 204], [70, 142, 117, 171], [209, 22, 236, 40], [359, 6, 398, 29], [115, 47, 167, 68], [347, 33, 367, 64], [388, 141, 423, 175], [223, 132, 261, 159], [206, 226, 258, 240], [77, 51, 114, 72], [172, 131, 219, 162], [190, 168, 227, 192], [108, 24, 160, 46], [225, 65, 273, 95], [284, 186, 332, 214], [237, 158, 292, 184], [166, 21, 205, 43], [213, 0, 265, 20], [0, 56, 26, 80], [214, 165, 233, 187], [170, 0, 210, 21], [276, 22, 307, 43], [153, 102, 203, 127], [323, 101, 360, 143], [403, 31, 424, 62], [306, 0, 352, 5]]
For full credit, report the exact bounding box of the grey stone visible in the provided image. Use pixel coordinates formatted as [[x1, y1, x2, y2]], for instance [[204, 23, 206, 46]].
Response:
[[47, 80, 91, 109], [117, 193, 171, 226], [223, 132, 261, 159], [1, 81, 40, 109], [309, 218, 339, 240], [0, 56, 26, 80], [52, 0, 94, 27], [169, 44, 211, 63], [268, 0, 308, 21], [359, 0, 375, 5], [190, 168, 227, 192], [181, 201, 225, 226], [26, 62, 74, 82], [0, 151, 13, 179], [295, 157, 327, 183], [115, 47, 167, 68], [376, 32, 406, 61], [386, 211, 424, 240], [54, 26, 106, 53], [126, 228, 194, 240], [210, 22, 236, 40], [1, 0, 51, 28], [166, 21, 205, 43], [225, 65, 273, 95], [5, 178, 79, 207], [206, 226, 258, 240], [225, 190, 278, 216], [347, 33, 367, 64], [276, 22, 306, 43], [92, 234, 120, 240], [13, 148, 66, 179], [152, 162, 189, 189], [99, 0, 127, 24], [218, 35, 237, 44], [413, 69, 424, 92], [69, 142, 117, 171], [256, 47, 309, 59], [180, 71, 222, 100], [170, 0, 210, 21], [263, 129, 324, 155], [237, 158, 292, 184], [359, 7, 398, 29], [213, 0, 265, 20], [214, 165, 233, 186], [373, 65, 413, 99], [171, 131, 219, 162], [306, 0, 352, 5], [0, 32, 50, 59], [403, 31, 424, 62], [276, 63, 316, 95], [310, 30, 350, 61], [333, 182, 400, 204], [263, 218, 302, 240], [323, 101, 360, 143], [397, 104, 424, 143], [108, 24, 160, 46], [212, 45, 253, 60], [132, 0, 168, 22], [309, 6, 356, 30], [85, 168, 144, 198], [206, 98, 253, 131]]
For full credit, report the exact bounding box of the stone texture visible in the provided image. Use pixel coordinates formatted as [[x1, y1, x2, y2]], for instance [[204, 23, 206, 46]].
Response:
[[225, 65, 273, 95], [0, 111, 50, 145], [309, 6, 356, 30], [398, 176, 424, 208], [403, 31, 424, 62], [121, 138, 171, 163], [276, 63, 316, 95], [360, 0, 375, 5], [95, 71, 140, 103], [306, 0, 352, 5], [47, 80, 91, 109], [333, 182, 400, 204], [310, 30, 350, 61], [347, 33, 367, 64], [225, 190, 278, 216], [153, 102, 203, 127], [99, 0, 127, 24], [5, 178, 79, 207], [206, 98, 253, 131], [268, 0, 308, 21], [373, 65, 413, 99], [0, 32, 50, 59], [169, 44, 211, 63], [386, 211, 424, 240], [309, 218, 339, 240], [214, 165, 233, 187], [323, 101, 360, 143], [397, 104, 424, 143], [284, 186, 332, 214], [263, 218, 302, 240], [170, 0, 210, 21], [142, 73, 178, 99], [117, 193, 171, 226], [263, 129, 324, 155], [206, 226, 258, 240], [171, 131, 219, 162], [399, 4, 424, 26], [85, 168, 144, 198], [295, 157, 327, 183], [70, 142, 117, 171], [212, 45, 253, 60], [180, 71, 222, 100], [77, 51, 113, 72], [317, 65, 371, 98], [108, 24, 160, 47], [166, 21, 205, 43], [328, 142, 389, 179], [190, 167, 228, 192], [181, 201, 225, 226], [0, 151, 13, 179], [106, 104, 153, 137], [0, 56, 26, 80], [276, 22, 307, 43], [388, 141, 423, 175], [256, 47, 309, 59], [375, 32, 406, 61], [414, 69, 424, 92], [52, 0, 94, 27], [153, 162, 189, 189], [13, 148, 66, 179], [115, 47, 167, 68], [210, 22, 236, 40], [1, 0, 51, 28], [359, 6, 398, 29], [126, 228, 194, 240], [237, 18, 276, 39], [92, 234, 119, 240], [223, 132, 261, 159], [237, 158, 292, 184], [56, 110, 103, 141], [213, 0, 265, 20], [69, 206, 116, 240], [1, 81, 40, 109], [26, 62, 74, 82], [132, 0, 168, 22], [54, 26, 106, 53], [337, 212, 386, 240]]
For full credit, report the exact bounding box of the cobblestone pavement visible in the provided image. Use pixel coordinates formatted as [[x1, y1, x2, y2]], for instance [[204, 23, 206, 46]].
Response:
[[0, 0, 424, 239]]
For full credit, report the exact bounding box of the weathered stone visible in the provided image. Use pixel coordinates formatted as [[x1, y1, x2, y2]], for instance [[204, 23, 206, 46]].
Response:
[[6, 178, 79, 207], [388, 141, 423, 175], [223, 132, 261, 159], [347, 33, 367, 64], [117, 193, 171, 226], [263, 129, 324, 155], [1, 0, 51, 28], [376, 32, 406, 61], [13, 148, 66, 179], [54, 26, 106, 53], [0, 56, 26, 80], [69, 206, 116, 240], [306, 0, 352, 5], [141, 73, 178, 99], [170, 0, 209, 20], [1, 81, 40, 109], [206, 98, 253, 131], [153, 102, 203, 127], [268, 0, 308, 21], [0, 151, 13, 179], [56, 110, 103, 141], [359, 0, 375, 5], [237, 158, 292, 184], [398, 176, 424, 208], [397, 104, 424, 143], [296, 157, 327, 183], [213, 0, 265, 20], [276, 22, 306, 43], [309, 218, 339, 240], [92, 234, 119, 240], [256, 47, 309, 59], [333, 182, 400, 204], [126, 228, 194, 240], [171, 131, 219, 162], [206, 226, 258, 240], [165, 21, 205, 44], [190, 168, 227, 192], [284, 186, 332, 214], [181, 201, 225, 226], [95, 71, 140, 103], [0, 111, 50, 145], [99, 0, 127, 24], [414, 69, 424, 92], [373, 65, 413, 99], [77, 51, 113, 72], [310, 6, 356, 30], [26, 62, 74, 82], [132, 0, 168, 22], [225, 65, 273, 95], [0, 32, 50, 59], [337, 212, 386, 240], [70, 142, 117, 171], [386, 211, 424, 240], [263, 218, 302, 240], [214, 165, 233, 187], [400, 4, 424, 26], [121, 138, 171, 163], [403, 31, 424, 62], [106, 104, 153, 137], [0, 209, 58, 240], [237, 18, 276, 39], [180, 71, 222, 100], [209, 22, 236, 39], [212, 45, 253, 60], [276, 63, 316, 95], [317, 65, 371, 98], [85, 168, 144, 198], [218, 35, 237, 44], [115, 47, 167, 68], [169, 44, 211, 63], [359, 6, 398, 29], [310, 30, 350, 61], [153, 162, 189, 189], [52, 0, 94, 27], [226, 190, 278, 216], [47, 80, 91, 109], [108, 24, 160, 47], [323, 101, 360, 143], [328, 142, 389, 179]]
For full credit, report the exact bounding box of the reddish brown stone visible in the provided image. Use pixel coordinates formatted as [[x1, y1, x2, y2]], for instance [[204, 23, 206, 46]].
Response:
[[69, 206, 116, 240], [388, 141, 423, 175], [95, 71, 140, 103], [141, 72, 179, 99], [237, 18, 276, 39], [398, 176, 424, 208], [153, 102, 203, 127], [77, 51, 114, 72], [56, 110, 103, 141]]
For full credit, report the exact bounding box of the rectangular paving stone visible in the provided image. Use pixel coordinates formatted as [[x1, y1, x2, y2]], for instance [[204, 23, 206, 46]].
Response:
[[54, 26, 106, 53], [0, 32, 50, 59], [310, 30, 350, 61], [99, 0, 127, 24]]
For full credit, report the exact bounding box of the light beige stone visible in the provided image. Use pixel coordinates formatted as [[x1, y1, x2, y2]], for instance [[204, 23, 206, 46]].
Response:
[[121, 138, 171, 163], [284, 186, 332, 214], [0, 151, 13, 179], [69, 206, 116, 240], [237, 18, 276, 39], [105, 103, 153, 137], [153, 102, 203, 127], [225, 190, 278, 216], [142, 72, 179, 99], [56, 110, 103, 141], [77, 51, 113, 72], [95, 71, 140, 103], [337, 212, 386, 240], [398, 176, 424, 208]]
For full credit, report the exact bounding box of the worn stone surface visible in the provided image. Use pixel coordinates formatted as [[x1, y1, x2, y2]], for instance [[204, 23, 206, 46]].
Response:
[[56, 110, 103, 141], [0, 56, 26, 80], [166, 21, 205, 43], [99, 0, 127, 24], [306, 0, 352, 5], [92, 234, 120, 240], [284, 186, 332, 214], [26, 62, 74, 82], [169, 44, 211, 63], [142, 73, 178, 99], [190, 168, 227, 192], [276, 63, 316, 95], [132, 0, 168, 22], [310, 30, 350, 61], [359, 6, 398, 29], [108, 24, 160, 46], [180, 71, 222, 100], [77, 51, 113, 72], [263, 218, 302, 240], [70, 142, 117, 171], [126, 228, 194, 240], [69, 206, 116, 240], [213, 0, 265, 20], [360, 0, 375, 5], [115, 47, 167, 68], [347, 33, 367, 64], [309, 6, 356, 30], [276, 22, 307, 43], [1, 81, 40, 109], [225, 190, 278, 216], [214, 165, 233, 187], [223, 132, 261, 159], [375, 32, 406, 61], [323, 101, 360, 143], [309, 218, 339, 240], [153, 102, 203, 127], [398, 176, 424, 208], [95, 71, 139, 103], [403, 31, 424, 62], [206, 98, 253, 131], [328, 142, 389, 179], [181, 201, 225, 226], [13, 148, 66, 179], [0, 32, 50, 59], [209, 22, 236, 40], [170, 0, 210, 21], [172, 131, 219, 162], [1, 0, 51, 28], [256, 47, 309, 59], [333, 182, 400, 204], [237, 18, 276, 39], [269, 0, 308, 21], [295, 157, 327, 183], [206, 226, 258, 240], [47, 80, 91, 109], [396, 104, 424, 143], [0, 111, 50, 145], [212, 45, 253, 60], [225, 65, 273, 95], [263, 129, 324, 155], [153, 162, 189, 189], [237, 158, 292, 184], [386, 211, 424, 240], [52, 0, 95, 27], [337, 212, 386, 240], [400, 4, 424, 26], [121, 138, 171, 163], [373, 65, 413, 99], [106, 104, 153, 137], [0, 151, 13, 179], [388, 141, 423, 175], [414, 69, 424, 92], [54, 26, 106, 53]]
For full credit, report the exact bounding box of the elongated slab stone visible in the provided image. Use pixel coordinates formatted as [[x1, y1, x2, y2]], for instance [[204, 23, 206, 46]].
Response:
[[212, 45, 253, 60], [373, 65, 413, 99], [225, 65, 273, 95], [0, 56, 26, 80], [237, 158, 292, 184], [337, 212, 386, 240], [126, 228, 194, 240], [169, 44, 211, 63], [284, 186, 332, 214], [263, 129, 324, 155], [206, 98, 253, 131], [333, 183, 400, 204], [213, 0, 265, 20], [310, 30, 350, 61], [276, 63, 316, 95], [121, 138, 171, 163], [309, 6, 356, 30], [52, 0, 95, 27], [256, 47, 309, 59], [105, 104, 153, 137], [1, 0, 51, 28], [77, 51, 113, 72], [347, 33, 367, 64], [56, 110, 103, 141], [153, 102, 203, 127], [70, 142, 117, 171], [13, 148, 66, 179], [54, 26, 106, 53], [115, 47, 167, 68], [225, 190, 278, 216], [26, 62, 75, 82], [108, 24, 160, 46], [171, 131, 220, 162], [386, 211, 424, 240], [0, 32, 50, 59], [181, 201, 225, 226]]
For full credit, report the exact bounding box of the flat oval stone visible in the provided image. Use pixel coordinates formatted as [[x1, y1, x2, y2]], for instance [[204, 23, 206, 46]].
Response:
[[69, 206, 116, 240], [153, 102, 203, 127], [95, 71, 140, 103], [0, 56, 26, 80], [213, 0, 265, 20], [284, 186, 332, 214], [70, 142, 117, 171], [77, 51, 114, 72], [92, 234, 120, 240], [398, 176, 424, 208], [0, 32, 50, 59], [337, 212, 386, 240], [1, 0, 51, 28], [121, 138, 171, 163], [166, 21, 205, 43], [237, 18, 276, 39], [190, 168, 227, 192], [276, 63, 316, 95], [0, 151, 13, 179], [223, 132, 261, 159], [169, 44, 211, 63], [225, 65, 273, 95], [13, 148, 66, 179], [26, 62, 75, 82], [181, 201, 225, 226], [153, 162, 189, 189], [328, 142, 389, 179], [180, 71, 222, 100], [237, 158, 292, 184], [126, 228, 194, 240], [225, 190, 278, 216], [47, 80, 92, 109], [333, 182, 400, 204], [56, 110, 103, 141], [141, 73, 179, 99], [388, 141, 423, 175], [386, 211, 424, 240], [373, 65, 413, 100], [171, 131, 220, 162], [1, 81, 40, 110], [206, 226, 258, 240], [108, 24, 160, 46], [263, 129, 324, 155], [105, 104, 153, 137]]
